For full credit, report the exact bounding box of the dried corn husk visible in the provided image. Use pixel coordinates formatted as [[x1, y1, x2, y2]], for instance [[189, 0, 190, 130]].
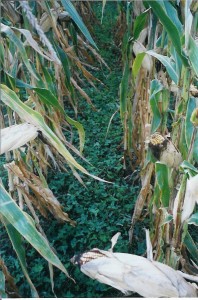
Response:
[[133, 0, 145, 17], [0, 123, 38, 155], [181, 174, 198, 222], [171, 83, 198, 97], [133, 42, 153, 72], [173, 174, 198, 223], [138, 28, 148, 44], [148, 133, 182, 168], [160, 141, 182, 168], [71, 233, 197, 297], [71, 248, 197, 297]]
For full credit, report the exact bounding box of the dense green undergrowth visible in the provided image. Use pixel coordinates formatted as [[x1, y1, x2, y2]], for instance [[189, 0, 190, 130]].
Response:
[[0, 3, 145, 297]]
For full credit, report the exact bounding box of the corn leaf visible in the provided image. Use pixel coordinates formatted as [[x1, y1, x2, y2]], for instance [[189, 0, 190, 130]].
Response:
[[60, 0, 97, 49], [170, 46, 182, 82], [163, 1, 183, 35], [4, 72, 84, 155], [0, 184, 70, 276], [184, 0, 193, 50], [156, 162, 170, 207], [0, 84, 108, 182], [132, 52, 146, 78], [39, 63, 57, 96], [0, 271, 7, 298], [183, 231, 198, 264], [147, 50, 179, 84], [180, 160, 198, 176], [65, 115, 85, 154], [146, 0, 188, 67], [0, 42, 4, 64], [101, 0, 107, 23], [149, 79, 164, 133], [12, 27, 53, 62], [185, 97, 196, 147], [53, 44, 74, 97], [1, 23, 38, 79], [1, 216, 39, 297], [188, 212, 198, 226], [133, 9, 149, 40], [120, 62, 130, 123], [185, 97, 198, 162], [188, 37, 198, 76], [33, 88, 65, 114]]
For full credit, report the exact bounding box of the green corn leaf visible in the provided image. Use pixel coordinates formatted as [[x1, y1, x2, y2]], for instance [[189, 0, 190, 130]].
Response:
[[0, 84, 107, 182], [101, 0, 107, 23], [39, 63, 57, 96], [60, 0, 97, 49], [188, 212, 198, 226], [149, 79, 164, 133], [146, 0, 188, 67], [188, 36, 198, 76], [179, 118, 188, 159], [0, 184, 70, 277], [65, 115, 85, 154], [33, 88, 65, 114], [0, 271, 7, 298], [1, 216, 39, 297], [132, 52, 146, 78], [170, 46, 182, 81], [163, 1, 183, 35], [0, 42, 4, 64], [4, 72, 84, 154], [183, 231, 198, 264], [161, 213, 173, 225], [1, 23, 38, 79], [156, 162, 170, 207], [180, 160, 198, 176], [184, 0, 193, 50], [147, 50, 179, 84], [35, 88, 85, 154], [153, 184, 161, 208], [185, 97, 196, 147], [185, 97, 198, 162], [133, 9, 149, 40], [120, 62, 130, 122]]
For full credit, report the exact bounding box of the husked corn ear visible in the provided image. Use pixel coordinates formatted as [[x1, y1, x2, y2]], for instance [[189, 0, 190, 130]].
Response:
[[70, 249, 107, 266], [80, 249, 106, 264], [149, 133, 166, 145]]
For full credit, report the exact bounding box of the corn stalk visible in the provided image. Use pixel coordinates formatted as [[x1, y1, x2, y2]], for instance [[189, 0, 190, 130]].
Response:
[[118, 0, 198, 273]]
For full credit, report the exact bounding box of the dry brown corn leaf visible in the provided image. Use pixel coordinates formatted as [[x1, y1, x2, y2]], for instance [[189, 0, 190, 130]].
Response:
[[4, 160, 76, 226]]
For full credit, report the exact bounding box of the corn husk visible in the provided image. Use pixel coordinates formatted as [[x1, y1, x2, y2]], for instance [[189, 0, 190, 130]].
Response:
[[173, 174, 198, 223], [72, 233, 197, 297], [133, 0, 145, 17], [181, 174, 198, 222], [133, 42, 153, 72], [0, 123, 38, 155], [160, 140, 182, 168], [73, 248, 197, 297]]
